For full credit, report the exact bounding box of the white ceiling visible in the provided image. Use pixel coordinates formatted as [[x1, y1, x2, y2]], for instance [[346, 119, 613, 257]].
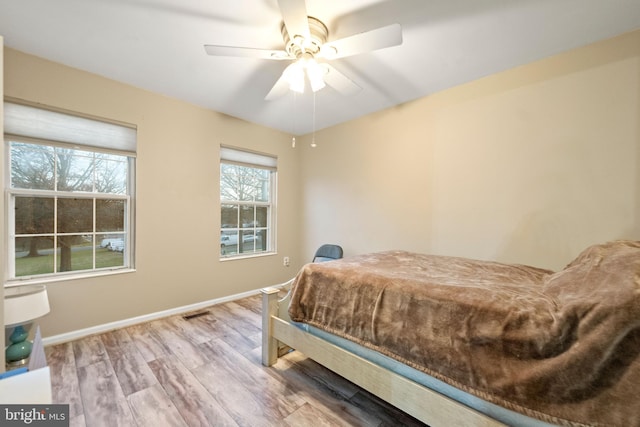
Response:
[[1, 0, 639, 135]]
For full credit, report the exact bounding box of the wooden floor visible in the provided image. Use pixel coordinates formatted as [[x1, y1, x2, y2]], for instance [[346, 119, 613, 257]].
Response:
[[45, 294, 426, 427]]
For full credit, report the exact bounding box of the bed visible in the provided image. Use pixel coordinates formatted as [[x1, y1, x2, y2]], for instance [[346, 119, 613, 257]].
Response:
[[261, 240, 640, 427]]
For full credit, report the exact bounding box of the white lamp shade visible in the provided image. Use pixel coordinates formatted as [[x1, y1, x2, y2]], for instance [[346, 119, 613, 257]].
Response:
[[4, 285, 50, 327]]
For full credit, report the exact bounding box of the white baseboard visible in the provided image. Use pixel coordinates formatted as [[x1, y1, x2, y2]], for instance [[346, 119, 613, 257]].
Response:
[[42, 285, 282, 346]]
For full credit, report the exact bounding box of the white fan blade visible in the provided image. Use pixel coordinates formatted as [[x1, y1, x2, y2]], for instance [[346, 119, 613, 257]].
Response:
[[265, 65, 294, 101], [277, 0, 310, 41], [204, 45, 292, 60], [319, 23, 402, 60], [322, 64, 361, 96]]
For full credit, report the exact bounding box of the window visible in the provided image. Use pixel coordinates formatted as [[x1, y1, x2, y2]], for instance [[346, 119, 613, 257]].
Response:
[[4, 101, 136, 281], [220, 146, 276, 258]]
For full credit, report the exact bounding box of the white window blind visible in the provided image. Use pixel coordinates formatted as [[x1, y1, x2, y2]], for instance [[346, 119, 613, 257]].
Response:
[[4, 101, 137, 154], [220, 145, 277, 170]]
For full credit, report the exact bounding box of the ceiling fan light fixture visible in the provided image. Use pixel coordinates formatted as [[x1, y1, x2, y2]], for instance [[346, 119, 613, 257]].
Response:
[[204, 3, 404, 101], [305, 58, 326, 92], [285, 61, 306, 93]]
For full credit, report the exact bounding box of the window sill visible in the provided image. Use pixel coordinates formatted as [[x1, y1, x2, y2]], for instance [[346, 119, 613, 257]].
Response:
[[219, 252, 276, 262], [4, 268, 136, 288]]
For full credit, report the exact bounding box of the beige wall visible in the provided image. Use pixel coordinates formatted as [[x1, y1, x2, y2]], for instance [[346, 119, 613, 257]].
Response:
[[3, 48, 301, 337], [298, 29, 640, 271]]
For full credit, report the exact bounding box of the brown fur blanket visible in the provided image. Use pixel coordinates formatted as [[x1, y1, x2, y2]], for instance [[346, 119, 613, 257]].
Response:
[[288, 241, 640, 426]]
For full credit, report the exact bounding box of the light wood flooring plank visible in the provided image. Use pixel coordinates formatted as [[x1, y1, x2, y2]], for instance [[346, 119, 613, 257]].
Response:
[[209, 303, 261, 337], [100, 328, 136, 360], [195, 339, 306, 425], [73, 335, 108, 368], [126, 322, 173, 363], [233, 294, 263, 315], [147, 318, 210, 370], [46, 342, 84, 419], [200, 339, 306, 409], [195, 307, 261, 355], [283, 402, 351, 427], [164, 313, 216, 345], [148, 354, 238, 427], [187, 309, 236, 341], [192, 362, 282, 427], [110, 349, 158, 396], [127, 384, 187, 427], [77, 360, 136, 427], [69, 413, 86, 427], [219, 300, 263, 330], [99, 328, 159, 396]]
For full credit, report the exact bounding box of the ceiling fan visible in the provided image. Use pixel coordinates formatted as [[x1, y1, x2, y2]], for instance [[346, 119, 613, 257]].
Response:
[[204, 0, 403, 100]]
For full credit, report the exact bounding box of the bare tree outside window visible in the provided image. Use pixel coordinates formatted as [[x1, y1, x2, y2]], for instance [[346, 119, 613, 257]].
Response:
[[220, 162, 272, 257], [10, 141, 130, 276]]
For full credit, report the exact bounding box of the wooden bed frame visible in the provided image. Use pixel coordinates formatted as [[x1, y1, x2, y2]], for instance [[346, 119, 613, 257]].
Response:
[[261, 286, 507, 427]]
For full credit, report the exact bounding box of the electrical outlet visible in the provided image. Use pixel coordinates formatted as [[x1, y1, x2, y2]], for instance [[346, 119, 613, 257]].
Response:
[[283, 256, 290, 267]]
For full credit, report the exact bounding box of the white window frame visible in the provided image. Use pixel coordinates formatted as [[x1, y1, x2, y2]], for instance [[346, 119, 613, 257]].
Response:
[[220, 145, 277, 260], [4, 100, 136, 283]]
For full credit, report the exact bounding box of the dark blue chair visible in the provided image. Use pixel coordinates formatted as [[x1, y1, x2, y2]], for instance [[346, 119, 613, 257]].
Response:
[[312, 244, 343, 263]]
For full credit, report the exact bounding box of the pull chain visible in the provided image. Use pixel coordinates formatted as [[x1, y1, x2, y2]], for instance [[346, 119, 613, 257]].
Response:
[[311, 91, 317, 148], [291, 92, 297, 148]]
